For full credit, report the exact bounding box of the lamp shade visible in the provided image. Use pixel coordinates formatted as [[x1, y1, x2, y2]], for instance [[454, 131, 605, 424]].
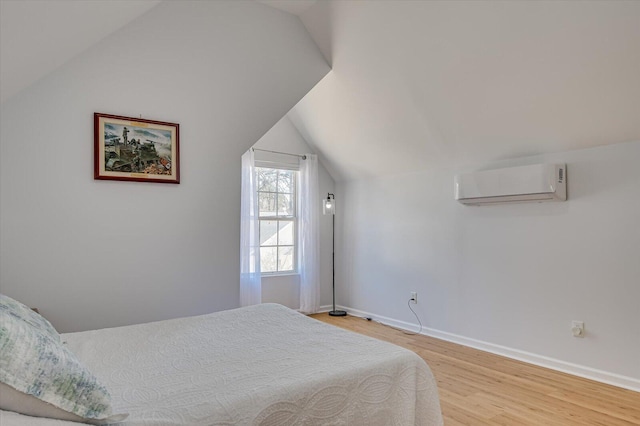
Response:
[[323, 194, 335, 215]]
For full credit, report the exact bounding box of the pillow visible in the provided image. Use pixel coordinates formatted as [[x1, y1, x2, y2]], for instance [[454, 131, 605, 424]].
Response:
[[0, 293, 60, 342], [0, 299, 128, 424], [0, 382, 127, 425]]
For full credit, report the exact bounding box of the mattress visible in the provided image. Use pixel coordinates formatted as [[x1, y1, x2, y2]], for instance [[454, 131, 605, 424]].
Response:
[[1, 303, 443, 425]]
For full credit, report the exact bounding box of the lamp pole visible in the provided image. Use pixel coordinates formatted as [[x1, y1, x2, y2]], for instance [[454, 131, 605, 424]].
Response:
[[327, 193, 346, 317]]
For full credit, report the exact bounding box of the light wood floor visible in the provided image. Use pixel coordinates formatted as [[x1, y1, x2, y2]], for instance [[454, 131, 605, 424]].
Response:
[[310, 313, 640, 425]]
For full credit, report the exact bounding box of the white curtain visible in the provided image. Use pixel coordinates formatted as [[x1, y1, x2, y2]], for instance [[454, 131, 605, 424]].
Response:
[[240, 149, 261, 306], [298, 154, 320, 314]]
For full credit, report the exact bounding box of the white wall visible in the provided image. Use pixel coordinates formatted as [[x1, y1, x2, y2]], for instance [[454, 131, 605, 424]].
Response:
[[0, 1, 329, 332], [252, 116, 335, 309], [337, 141, 640, 385]]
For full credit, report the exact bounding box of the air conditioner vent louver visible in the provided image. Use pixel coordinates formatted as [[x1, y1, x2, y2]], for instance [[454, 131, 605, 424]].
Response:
[[455, 163, 566, 206]]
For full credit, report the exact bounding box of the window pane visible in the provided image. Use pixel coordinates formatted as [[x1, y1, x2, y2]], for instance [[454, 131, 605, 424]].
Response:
[[278, 221, 294, 245], [277, 193, 294, 216], [257, 168, 277, 192], [278, 170, 294, 193], [258, 192, 276, 217], [256, 167, 298, 274], [260, 220, 278, 245], [278, 246, 294, 271], [260, 247, 277, 272]]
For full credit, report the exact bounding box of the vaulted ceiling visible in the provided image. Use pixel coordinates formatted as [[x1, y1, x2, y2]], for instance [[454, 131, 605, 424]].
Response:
[[0, 0, 161, 103], [290, 1, 640, 181], [2, 1, 639, 182]]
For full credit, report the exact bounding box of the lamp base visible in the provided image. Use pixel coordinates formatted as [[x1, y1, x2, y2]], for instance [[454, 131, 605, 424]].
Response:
[[328, 310, 347, 317]]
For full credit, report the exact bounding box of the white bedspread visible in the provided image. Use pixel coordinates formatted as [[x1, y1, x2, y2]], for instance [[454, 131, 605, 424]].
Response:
[[2, 304, 442, 425]]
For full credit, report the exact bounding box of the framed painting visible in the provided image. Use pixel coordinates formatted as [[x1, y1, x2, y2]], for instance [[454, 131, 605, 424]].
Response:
[[94, 113, 180, 184]]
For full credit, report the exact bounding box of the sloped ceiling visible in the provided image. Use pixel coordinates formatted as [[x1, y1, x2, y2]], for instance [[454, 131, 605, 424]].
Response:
[[0, 0, 161, 103], [290, 0, 640, 181], [256, 0, 317, 16], [2, 1, 638, 182]]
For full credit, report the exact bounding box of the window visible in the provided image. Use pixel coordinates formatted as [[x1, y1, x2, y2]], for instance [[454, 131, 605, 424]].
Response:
[[257, 167, 297, 274]]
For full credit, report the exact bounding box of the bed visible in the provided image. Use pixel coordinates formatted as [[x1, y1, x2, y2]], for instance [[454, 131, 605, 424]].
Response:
[[1, 302, 443, 425]]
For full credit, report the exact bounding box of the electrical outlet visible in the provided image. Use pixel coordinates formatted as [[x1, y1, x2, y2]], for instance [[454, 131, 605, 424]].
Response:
[[571, 321, 585, 338], [410, 292, 417, 304]]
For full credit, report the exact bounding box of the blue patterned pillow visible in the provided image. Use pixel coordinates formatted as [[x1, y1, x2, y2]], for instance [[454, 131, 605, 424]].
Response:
[[0, 294, 60, 342], [0, 295, 127, 424]]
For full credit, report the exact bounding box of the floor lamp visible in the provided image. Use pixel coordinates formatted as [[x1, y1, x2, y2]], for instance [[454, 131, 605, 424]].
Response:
[[324, 193, 346, 317]]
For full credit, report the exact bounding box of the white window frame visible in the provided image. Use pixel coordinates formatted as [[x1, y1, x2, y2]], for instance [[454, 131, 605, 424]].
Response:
[[256, 164, 298, 276]]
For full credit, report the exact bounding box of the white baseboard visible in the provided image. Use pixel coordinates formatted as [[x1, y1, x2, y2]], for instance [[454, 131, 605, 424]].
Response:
[[318, 304, 333, 313], [322, 304, 640, 393]]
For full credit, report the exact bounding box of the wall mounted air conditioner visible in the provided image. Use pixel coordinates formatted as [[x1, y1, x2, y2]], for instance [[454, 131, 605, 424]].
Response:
[[455, 163, 566, 205]]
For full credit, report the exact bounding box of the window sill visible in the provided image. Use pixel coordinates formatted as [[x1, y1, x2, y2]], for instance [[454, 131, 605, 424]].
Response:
[[261, 272, 300, 278]]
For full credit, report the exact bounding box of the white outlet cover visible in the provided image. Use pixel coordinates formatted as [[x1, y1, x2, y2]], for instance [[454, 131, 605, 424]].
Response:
[[571, 321, 585, 337]]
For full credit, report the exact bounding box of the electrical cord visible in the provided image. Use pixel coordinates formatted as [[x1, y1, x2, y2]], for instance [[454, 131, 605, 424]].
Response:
[[405, 298, 423, 335], [362, 298, 424, 336]]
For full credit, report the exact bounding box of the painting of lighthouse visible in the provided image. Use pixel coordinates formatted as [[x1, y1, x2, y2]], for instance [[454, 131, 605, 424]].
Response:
[[94, 113, 180, 184]]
